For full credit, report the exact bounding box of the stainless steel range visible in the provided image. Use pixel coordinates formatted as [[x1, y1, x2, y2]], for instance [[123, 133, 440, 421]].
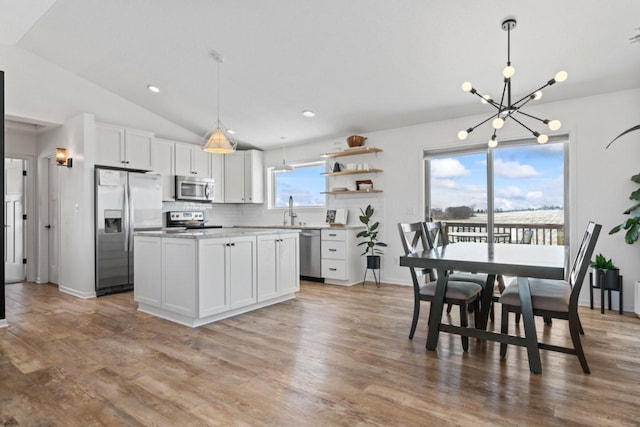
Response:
[[166, 211, 223, 229]]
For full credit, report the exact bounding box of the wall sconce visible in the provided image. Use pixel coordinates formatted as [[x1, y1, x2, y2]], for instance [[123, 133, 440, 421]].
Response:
[[56, 148, 72, 167]]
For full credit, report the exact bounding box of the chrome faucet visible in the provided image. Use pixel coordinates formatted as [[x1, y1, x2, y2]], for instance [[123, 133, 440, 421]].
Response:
[[288, 195, 297, 226]]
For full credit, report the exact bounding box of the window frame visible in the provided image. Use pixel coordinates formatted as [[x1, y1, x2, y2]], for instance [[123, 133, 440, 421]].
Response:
[[268, 159, 327, 210], [423, 135, 569, 242]]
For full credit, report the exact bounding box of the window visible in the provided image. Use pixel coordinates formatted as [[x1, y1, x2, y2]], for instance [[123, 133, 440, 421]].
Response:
[[424, 136, 568, 244], [271, 161, 326, 208]]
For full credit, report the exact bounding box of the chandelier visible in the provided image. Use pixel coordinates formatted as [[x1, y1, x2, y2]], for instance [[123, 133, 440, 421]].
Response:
[[203, 51, 237, 154], [457, 18, 567, 148]]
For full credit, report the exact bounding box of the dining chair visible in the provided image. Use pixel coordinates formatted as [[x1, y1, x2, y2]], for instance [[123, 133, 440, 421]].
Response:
[[499, 221, 601, 373], [424, 221, 495, 318], [398, 222, 482, 351]]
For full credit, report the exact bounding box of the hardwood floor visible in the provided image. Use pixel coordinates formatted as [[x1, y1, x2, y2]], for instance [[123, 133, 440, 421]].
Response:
[[1, 281, 639, 426]]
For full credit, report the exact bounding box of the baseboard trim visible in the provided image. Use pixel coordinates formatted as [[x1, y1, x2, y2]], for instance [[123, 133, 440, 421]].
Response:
[[0, 319, 8, 328], [58, 286, 97, 299]]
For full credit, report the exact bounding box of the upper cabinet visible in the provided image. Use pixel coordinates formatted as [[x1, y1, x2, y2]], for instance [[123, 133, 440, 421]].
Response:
[[175, 143, 211, 177], [210, 153, 225, 203], [96, 123, 154, 171], [224, 150, 264, 204], [153, 138, 176, 201]]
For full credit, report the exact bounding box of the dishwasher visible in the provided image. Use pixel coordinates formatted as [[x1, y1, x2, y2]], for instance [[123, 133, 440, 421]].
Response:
[[299, 229, 323, 281]]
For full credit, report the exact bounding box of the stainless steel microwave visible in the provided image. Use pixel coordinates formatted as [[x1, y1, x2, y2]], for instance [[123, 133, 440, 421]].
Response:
[[175, 176, 215, 203]]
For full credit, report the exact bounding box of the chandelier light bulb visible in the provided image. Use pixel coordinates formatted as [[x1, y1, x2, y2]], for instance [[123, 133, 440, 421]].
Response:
[[488, 136, 498, 148], [548, 120, 561, 131], [533, 91, 543, 100], [481, 95, 491, 104], [537, 134, 549, 144], [555, 71, 568, 82], [503, 65, 515, 79], [492, 118, 505, 129], [458, 130, 469, 140], [461, 81, 473, 92]]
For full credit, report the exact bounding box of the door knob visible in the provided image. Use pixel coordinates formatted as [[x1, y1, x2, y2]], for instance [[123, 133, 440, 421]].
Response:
[[45, 224, 52, 229]]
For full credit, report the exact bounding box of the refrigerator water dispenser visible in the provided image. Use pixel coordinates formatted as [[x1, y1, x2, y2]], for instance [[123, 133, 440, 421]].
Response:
[[104, 209, 122, 233]]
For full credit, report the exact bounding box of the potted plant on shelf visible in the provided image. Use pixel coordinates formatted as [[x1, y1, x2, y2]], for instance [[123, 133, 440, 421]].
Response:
[[357, 204, 387, 270], [590, 253, 621, 290]]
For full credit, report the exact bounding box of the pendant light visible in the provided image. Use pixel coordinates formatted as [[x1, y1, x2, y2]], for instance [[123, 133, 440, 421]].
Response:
[[203, 51, 237, 154], [274, 137, 294, 172], [458, 18, 566, 147]]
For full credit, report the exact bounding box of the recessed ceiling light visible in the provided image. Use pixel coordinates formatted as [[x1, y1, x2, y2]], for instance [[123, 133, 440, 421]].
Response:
[[302, 110, 316, 118], [147, 85, 160, 93], [227, 129, 236, 135]]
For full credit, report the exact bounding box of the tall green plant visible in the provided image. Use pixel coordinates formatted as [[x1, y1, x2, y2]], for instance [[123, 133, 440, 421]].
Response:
[[356, 205, 387, 256], [609, 173, 640, 244]]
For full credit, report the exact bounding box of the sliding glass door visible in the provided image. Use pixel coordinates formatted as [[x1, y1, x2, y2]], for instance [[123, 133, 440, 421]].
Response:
[[425, 137, 567, 245]]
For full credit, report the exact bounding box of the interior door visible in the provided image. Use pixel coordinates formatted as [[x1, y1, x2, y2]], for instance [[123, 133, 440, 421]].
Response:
[[5, 158, 25, 283], [48, 157, 59, 284]]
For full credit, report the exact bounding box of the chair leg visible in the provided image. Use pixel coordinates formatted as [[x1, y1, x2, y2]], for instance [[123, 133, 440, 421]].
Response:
[[446, 303, 453, 314], [473, 298, 481, 328], [500, 306, 509, 357], [489, 301, 495, 322], [515, 313, 521, 324], [409, 298, 420, 340], [460, 304, 469, 352], [544, 317, 552, 325], [569, 312, 590, 374], [577, 315, 585, 335]]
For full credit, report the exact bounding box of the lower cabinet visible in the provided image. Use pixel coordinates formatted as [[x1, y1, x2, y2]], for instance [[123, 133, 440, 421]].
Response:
[[257, 233, 299, 302], [134, 233, 298, 327], [321, 228, 365, 285]]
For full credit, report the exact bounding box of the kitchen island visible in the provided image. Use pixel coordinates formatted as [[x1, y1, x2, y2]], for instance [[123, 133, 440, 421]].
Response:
[[134, 228, 300, 327]]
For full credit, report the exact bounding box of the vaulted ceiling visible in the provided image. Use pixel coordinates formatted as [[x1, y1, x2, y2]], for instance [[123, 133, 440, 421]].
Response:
[[3, 0, 640, 148]]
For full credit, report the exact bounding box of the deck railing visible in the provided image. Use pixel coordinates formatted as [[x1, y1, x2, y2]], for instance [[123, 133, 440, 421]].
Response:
[[444, 221, 564, 245]]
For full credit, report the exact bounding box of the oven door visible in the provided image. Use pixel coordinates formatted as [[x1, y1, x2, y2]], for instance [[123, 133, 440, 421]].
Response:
[[175, 176, 214, 202]]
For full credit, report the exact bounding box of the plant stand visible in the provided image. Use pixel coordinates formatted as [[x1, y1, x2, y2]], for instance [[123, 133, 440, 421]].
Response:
[[362, 267, 380, 288], [362, 255, 381, 288], [589, 271, 623, 315]]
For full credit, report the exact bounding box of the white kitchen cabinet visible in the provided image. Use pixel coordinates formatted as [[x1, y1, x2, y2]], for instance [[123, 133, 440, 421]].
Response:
[[175, 142, 211, 177], [321, 228, 365, 285], [134, 230, 298, 327], [162, 238, 197, 317], [153, 138, 175, 201], [133, 236, 163, 308], [224, 150, 264, 203], [257, 233, 299, 302], [96, 123, 154, 171], [198, 234, 257, 313], [210, 152, 225, 203]]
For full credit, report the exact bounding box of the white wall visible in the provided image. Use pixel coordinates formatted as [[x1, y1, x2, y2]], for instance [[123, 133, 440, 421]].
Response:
[[36, 113, 96, 298]]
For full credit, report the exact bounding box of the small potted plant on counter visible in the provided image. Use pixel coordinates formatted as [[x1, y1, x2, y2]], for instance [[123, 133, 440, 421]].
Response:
[[590, 253, 621, 290], [357, 204, 387, 272]]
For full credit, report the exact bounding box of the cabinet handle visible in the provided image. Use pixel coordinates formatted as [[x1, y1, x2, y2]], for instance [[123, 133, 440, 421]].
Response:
[[329, 233, 337, 237], [329, 248, 336, 252], [230, 243, 235, 246], [329, 268, 337, 271]]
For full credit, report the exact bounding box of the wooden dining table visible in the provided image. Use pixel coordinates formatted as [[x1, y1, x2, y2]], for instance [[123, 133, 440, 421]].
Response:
[[400, 242, 567, 374]]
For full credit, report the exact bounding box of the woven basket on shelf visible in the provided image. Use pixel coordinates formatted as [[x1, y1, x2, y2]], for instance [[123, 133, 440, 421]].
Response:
[[347, 135, 367, 147]]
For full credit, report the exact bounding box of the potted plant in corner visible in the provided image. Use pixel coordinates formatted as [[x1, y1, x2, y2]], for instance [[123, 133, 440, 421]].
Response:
[[357, 204, 387, 271], [590, 253, 621, 290]]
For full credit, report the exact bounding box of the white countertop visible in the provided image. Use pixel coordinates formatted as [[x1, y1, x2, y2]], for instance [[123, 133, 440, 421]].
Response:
[[136, 227, 301, 239], [233, 224, 365, 230]]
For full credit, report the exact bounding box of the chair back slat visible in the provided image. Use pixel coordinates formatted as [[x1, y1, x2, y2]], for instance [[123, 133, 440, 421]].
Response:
[[398, 222, 433, 285], [568, 222, 601, 307], [424, 221, 450, 248]]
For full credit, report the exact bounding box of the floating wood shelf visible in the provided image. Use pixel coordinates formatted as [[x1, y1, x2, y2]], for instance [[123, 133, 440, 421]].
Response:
[[322, 189, 383, 195], [322, 168, 383, 176], [321, 147, 383, 158]]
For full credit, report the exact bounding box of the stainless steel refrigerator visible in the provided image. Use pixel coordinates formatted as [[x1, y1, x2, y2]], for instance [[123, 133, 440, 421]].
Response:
[[95, 168, 162, 296]]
